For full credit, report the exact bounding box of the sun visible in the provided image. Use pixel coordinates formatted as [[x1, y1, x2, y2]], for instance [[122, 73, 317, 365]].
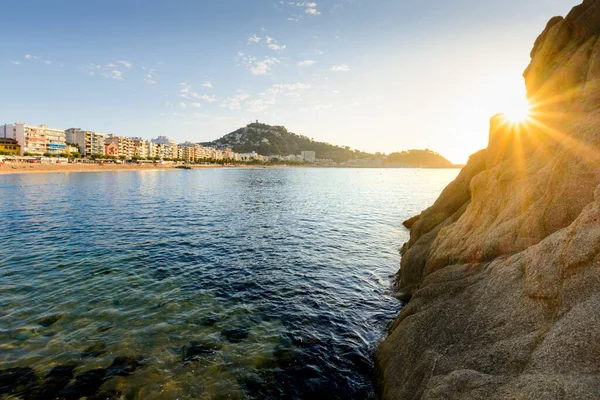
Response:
[[501, 97, 532, 124]]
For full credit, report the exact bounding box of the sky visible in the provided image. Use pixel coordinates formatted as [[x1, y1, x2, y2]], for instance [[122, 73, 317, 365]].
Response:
[[0, 0, 577, 163]]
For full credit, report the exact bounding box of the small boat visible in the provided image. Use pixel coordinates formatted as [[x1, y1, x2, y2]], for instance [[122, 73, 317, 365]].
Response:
[[175, 165, 193, 170]]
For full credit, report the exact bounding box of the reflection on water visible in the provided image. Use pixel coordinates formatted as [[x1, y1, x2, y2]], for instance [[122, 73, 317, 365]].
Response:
[[0, 168, 458, 399]]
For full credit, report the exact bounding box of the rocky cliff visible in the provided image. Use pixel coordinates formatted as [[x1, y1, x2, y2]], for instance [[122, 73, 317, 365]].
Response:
[[376, 1, 600, 398]]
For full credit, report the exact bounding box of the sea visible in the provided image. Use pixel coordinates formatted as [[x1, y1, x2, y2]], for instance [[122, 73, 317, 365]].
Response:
[[0, 168, 458, 399]]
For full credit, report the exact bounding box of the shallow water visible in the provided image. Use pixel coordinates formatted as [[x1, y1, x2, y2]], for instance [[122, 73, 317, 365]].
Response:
[[0, 168, 458, 399]]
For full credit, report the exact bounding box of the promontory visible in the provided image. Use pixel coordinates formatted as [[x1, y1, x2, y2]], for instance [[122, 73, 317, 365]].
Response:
[[377, 0, 600, 398]]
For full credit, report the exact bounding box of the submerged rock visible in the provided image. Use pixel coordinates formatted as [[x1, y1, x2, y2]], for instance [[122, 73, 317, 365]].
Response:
[[221, 327, 250, 343], [59, 356, 142, 399], [181, 341, 222, 362], [38, 314, 62, 327], [106, 355, 143, 377], [0, 367, 38, 396], [81, 343, 107, 358], [59, 368, 107, 399], [377, 1, 600, 398], [195, 313, 220, 327], [25, 365, 75, 400]]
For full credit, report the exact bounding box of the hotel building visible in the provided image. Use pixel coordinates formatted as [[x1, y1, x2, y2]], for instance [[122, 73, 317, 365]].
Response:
[[105, 134, 134, 158], [1, 123, 66, 156], [65, 128, 106, 156]]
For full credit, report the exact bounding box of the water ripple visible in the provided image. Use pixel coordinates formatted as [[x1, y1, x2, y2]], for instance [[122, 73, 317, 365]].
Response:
[[0, 168, 457, 399]]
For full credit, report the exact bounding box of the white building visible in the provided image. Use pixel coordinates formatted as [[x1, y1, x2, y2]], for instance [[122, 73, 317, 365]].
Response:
[[65, 128, 106, 156], [1, 123, 66, 156], [301, 151, 316, 163], [151, 136, 178, 159]]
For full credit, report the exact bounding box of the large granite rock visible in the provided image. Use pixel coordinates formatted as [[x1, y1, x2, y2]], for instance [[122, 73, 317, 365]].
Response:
[[377, 1, 600, 398]]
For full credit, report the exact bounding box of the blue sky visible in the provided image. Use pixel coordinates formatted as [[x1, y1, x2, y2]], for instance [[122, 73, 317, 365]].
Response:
[[0, 0, 576, 163]]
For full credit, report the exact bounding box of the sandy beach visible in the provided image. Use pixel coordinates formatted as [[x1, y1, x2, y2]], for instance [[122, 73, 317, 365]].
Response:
[[0, 162, 262, 175]]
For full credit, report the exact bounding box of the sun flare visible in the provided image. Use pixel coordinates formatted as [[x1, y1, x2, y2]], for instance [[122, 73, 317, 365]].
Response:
[[501, 97, 532, 124]]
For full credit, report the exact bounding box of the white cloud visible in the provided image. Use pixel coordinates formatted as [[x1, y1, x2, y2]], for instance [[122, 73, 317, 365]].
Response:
[[221, 92, 250, 110], [251, 58, 279, 75], [145, 68, 157, 85], [118, 61, 133, 68], [23, 54, 52, 65], [268, 43, 286, 51], [191, 102, 202, 108], [268, 82, 312, 93], [202, 81, 213, 88], [111, 70, 124, 80], [165, 101, 174, 108], [265, 36, 286, 51], [200, 94, 217, 103], [248, 35, 286, 51], [180, 102, 187, 109], [241, 56, 280, 75], [248, 34, 262, 43], [84, 62, 128, 80], [288, 1, 320, 16], [330, 64, 350, 72], [238, 53, 281, 75], [246, 98, 277, 113], [11, 61, 20, 65], [298, 60, 316, 67], [179, 83, 216, 101]]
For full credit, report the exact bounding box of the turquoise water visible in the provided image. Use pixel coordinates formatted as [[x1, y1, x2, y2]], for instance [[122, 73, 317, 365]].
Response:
[[0, 168, 458, 399]]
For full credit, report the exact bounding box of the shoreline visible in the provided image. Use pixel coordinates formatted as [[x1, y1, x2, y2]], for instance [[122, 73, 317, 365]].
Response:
[[0, 163, 285, 175], [0, 162, 464, 175]]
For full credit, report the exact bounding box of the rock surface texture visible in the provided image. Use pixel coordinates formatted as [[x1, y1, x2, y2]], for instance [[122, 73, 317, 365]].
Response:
[[376, 1, 600, 399]]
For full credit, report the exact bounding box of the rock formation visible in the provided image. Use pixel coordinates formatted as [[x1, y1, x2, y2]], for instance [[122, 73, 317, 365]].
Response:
[[376, 0, 600, 398]]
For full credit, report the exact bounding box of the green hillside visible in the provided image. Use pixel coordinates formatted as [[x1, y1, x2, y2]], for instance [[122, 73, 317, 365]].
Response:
[[202, 122, 454, 167], [384, 149, 453, 168], [202, 123, 369, 162]]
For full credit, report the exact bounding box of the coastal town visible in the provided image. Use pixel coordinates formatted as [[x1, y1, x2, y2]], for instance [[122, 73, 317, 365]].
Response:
[[0, 122, 318, 165]]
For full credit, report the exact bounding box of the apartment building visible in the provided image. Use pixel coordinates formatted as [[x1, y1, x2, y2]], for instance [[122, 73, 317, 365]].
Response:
[[151, 136, 178, 159], [130, 137, 149, 158], [1, 123, 66, 156], [105, 134, 134, 158], [65, 128, 106, 156], [0, 138, 21, 155]]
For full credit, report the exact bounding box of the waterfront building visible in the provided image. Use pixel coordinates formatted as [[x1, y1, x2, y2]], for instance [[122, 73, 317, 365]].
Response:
[[1, 123, 66, 156], [146, 141, 158, 159], [223, 148, 235, 160], [130, 137, 149, 158], [301, 151, 316, 163], [106, 134, 134, 158], [65, 128, 106, 156], [66, 144, 80, 155], [105, 142, 119, 157], [151, 136, 178, 159], [240, 151, 263, 161], [0, 138, 21, 155], [178, 142, 196, 162]]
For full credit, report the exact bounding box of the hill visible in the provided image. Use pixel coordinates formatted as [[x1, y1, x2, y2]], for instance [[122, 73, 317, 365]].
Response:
[[202, 122, 370, 162], [203, 122, 454, 166], [384, 149, 453, 167]]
